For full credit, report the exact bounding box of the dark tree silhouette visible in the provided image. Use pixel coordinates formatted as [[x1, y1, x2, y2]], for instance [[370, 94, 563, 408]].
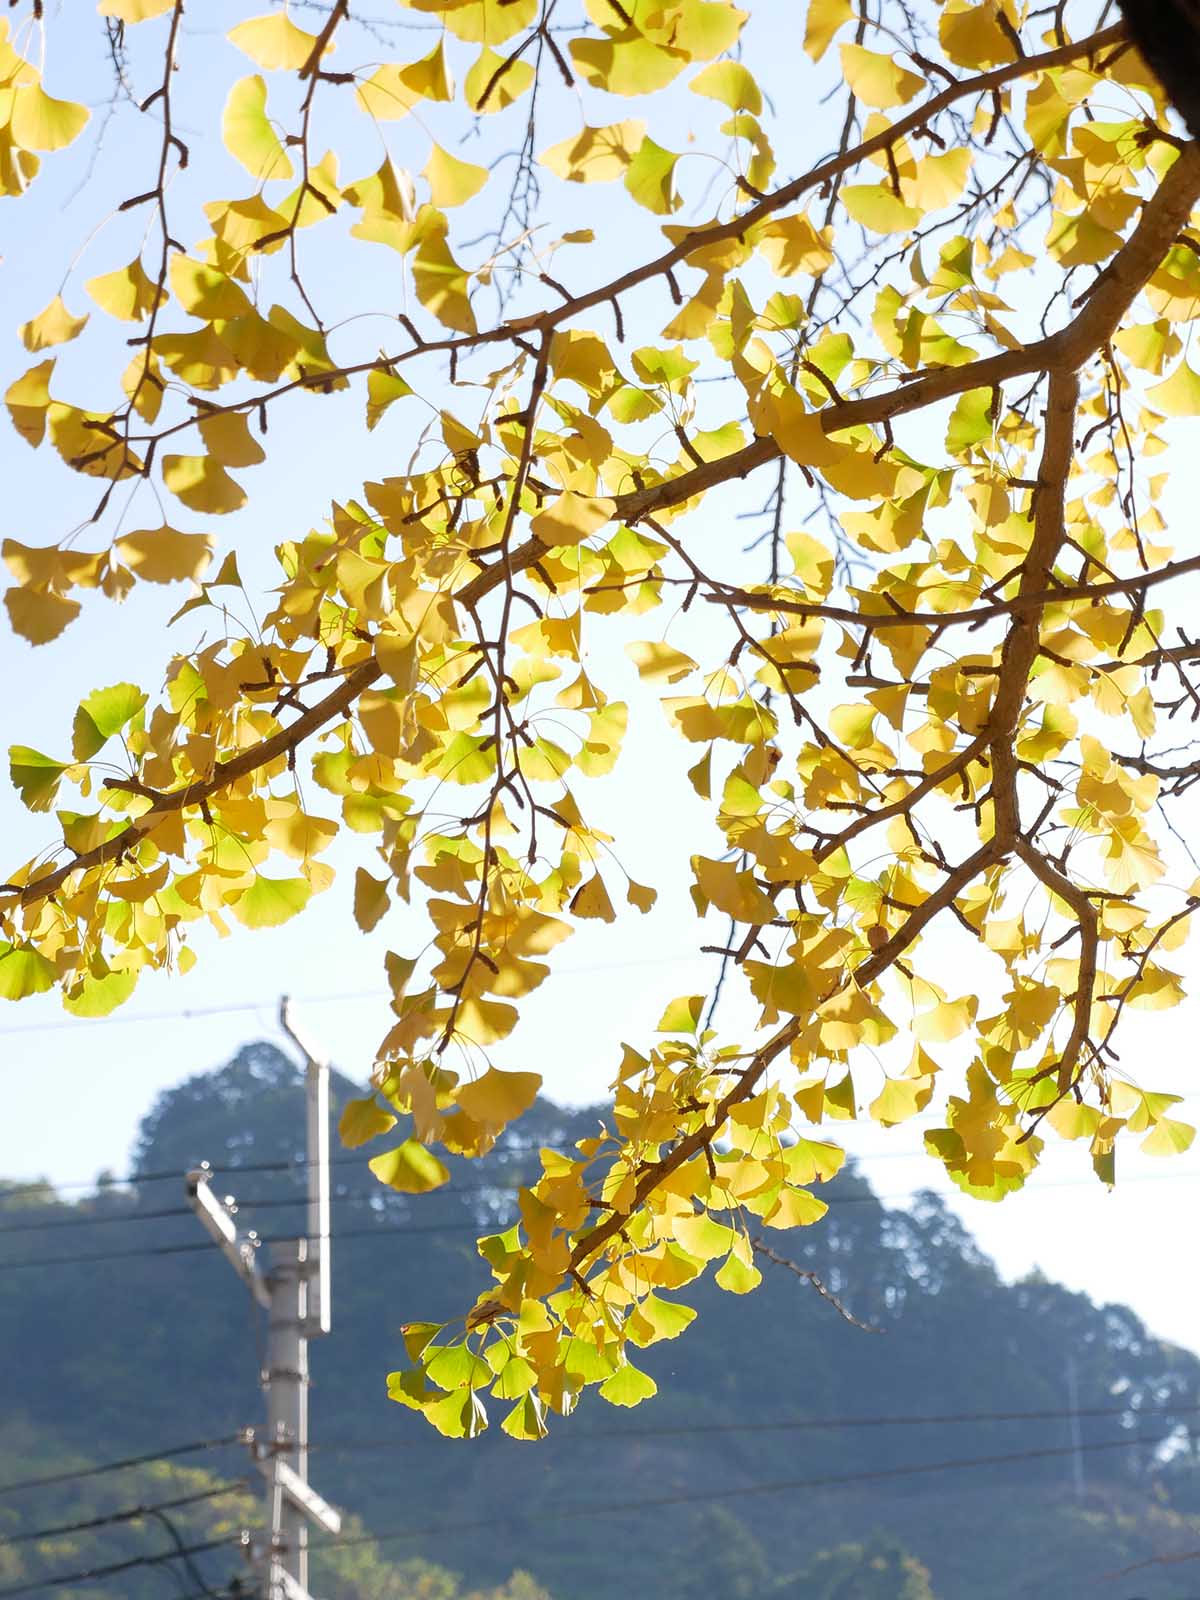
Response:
[[1120, 0, 1200, 138]]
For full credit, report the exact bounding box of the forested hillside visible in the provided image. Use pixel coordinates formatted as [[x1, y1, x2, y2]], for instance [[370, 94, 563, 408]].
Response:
[[2, 1043, 1199, 1599]]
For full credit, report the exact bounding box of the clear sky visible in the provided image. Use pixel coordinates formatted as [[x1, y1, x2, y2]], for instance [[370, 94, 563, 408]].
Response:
[[2, 0, 1198, 1365]]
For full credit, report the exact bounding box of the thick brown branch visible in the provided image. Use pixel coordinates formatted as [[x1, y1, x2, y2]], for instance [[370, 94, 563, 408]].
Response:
[[1015, 840, 1099, 1092]]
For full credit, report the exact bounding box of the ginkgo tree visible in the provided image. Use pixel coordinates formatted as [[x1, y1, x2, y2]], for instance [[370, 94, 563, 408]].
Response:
[[3, 0, 1200, 1438]]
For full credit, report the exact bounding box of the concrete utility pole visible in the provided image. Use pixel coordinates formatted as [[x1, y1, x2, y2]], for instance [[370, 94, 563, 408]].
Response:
[[1065, 1353, 1086, 1504], [185, 996, 340, 1600]]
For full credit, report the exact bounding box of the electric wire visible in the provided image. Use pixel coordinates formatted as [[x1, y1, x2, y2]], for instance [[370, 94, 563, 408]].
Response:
[[0, 1436, 241, 1497], [0, 953, 703, 1039], [311, 1399, 1200, 1455], [1, 1432, 1183, 1596], [5, 1160, 1199, 1270], [310, 1433, 1179, 1558], [0, 1432, 1172, 1597], [0, 1140, 592, 1206], [0, 1534, 233, 1598], [4, 1401, 1193, 1503], [2, 1160, 1198, 1235], [143, 1505, 233, 1598], [169, 1586, 257, 1600], [1, 1480, 246, 1547]]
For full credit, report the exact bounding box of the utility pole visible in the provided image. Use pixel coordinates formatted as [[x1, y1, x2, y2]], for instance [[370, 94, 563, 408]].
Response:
[[1066, 1353, 1085, 1504], [185, 997, 340, 1600]]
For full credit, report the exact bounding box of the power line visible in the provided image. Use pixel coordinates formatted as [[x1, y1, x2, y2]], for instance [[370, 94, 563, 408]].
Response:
[[0, 1436, 1183, 1597], [1, 1480, 246, 1546], [171, 1587, 257, 1600], [168, 1584, 258, 1600], [314, 1434, 1176, 1558], [312, 1400, 1200, 1456], [0, 1217, 501, 1272], [3, 1159, 1198, 1237], [0, 953, 703, 1038], [0, 1534, 233, 1598], [1, 1400, 1194, 1506], [143, 1504, 235, 1599], [0, 1139, 590, 1206], [0, 1436, 240, 1497], [6, 1162, 1199, 1271], [0, 1170, 556, 1235]]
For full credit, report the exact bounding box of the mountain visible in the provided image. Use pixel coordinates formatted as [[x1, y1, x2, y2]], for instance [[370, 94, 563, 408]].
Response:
[[2, 1041, 1198, 1599]]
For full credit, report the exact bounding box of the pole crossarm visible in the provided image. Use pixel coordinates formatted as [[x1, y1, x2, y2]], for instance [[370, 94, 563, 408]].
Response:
[[184, 1167, 270, 1308], [258, 1459, 342, 1538]]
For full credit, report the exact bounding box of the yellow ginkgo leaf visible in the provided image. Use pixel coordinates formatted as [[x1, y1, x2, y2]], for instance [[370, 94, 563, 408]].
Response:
[[690, 59, 762, 113], [162, 455, 247, 514], [169, 255, 253, 321], [227, 12, 321, 71], [412, 227, 476, 334], [4, 587, 81, 645], [455, 1067, 541, 1132], [339, 1096, 397, 1149], [85, 258, 163, 322], [804, 0, 852, 59], [369, 1139, 450, 1193], [423, 144, 488, 208], [5, 360, 54, 447], [47, 404, 141, 479], [839, 44, 924, 108], [539, 122, 646, 183], [356, 40, 453, 120], [841, 183, 922, 233], [626, 640, 697, 683], [97, 0, 173, 18], [20, 297, 88, 353], [570, 873, 617, 922], [197, 410, 266, 468], [231, 875, 312, 929], [114, 526, 214, 584], [222, 75, 293, 181], [464, 46, 534, 112], [10, 85, 89, 151], [624, 137, 681, 214], [1146, 358, 1200, 417], [530, 492, 615, 547]]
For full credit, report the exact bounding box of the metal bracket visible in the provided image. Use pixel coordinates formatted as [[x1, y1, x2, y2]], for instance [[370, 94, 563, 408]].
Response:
[[185, 1167, 270, 1307], [259, 1457, 342, 1536]]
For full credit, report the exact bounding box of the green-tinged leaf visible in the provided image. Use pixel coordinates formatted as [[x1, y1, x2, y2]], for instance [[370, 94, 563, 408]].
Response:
[[690, 59, 761, 113], [715, 1251, 762, 1294], [366, 367, 414, 430], [338, 1096, 397, 1148], [657, 994, 704, 1033], [223, 75, 293, 181], [71, 682, 147, 761], [230, 875, 312, 929], [369, 1138, 451, 1193], [9, 745, 68, 811], [62, 968, 138, 1017], [0, 943, 56, 1001], [423, 143, 488, 208], [598, 1360, 657, 1407]]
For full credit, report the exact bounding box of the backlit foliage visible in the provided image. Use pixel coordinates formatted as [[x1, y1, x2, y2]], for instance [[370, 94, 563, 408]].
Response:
[[3, 0, 1200, 1437]]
